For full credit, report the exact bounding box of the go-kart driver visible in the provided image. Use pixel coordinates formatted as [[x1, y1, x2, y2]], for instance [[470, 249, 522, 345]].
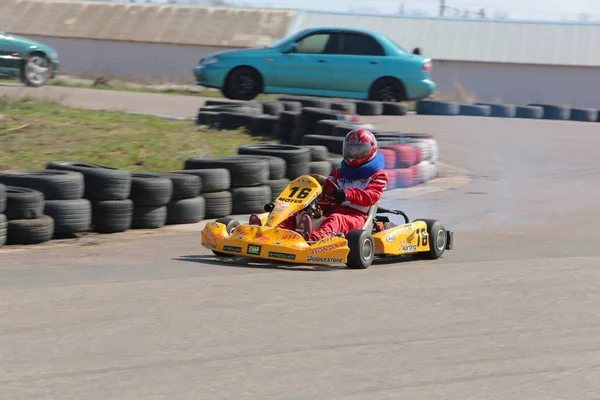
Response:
[[249, 128, 389, 243]]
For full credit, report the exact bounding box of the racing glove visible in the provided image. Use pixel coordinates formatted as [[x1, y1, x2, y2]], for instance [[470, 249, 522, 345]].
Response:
[[331, 186, 347, 203], [264, 202, 275, 212]]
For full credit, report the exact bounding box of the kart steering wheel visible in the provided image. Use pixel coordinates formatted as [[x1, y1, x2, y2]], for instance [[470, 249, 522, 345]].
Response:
[[309, 174, 343, 207]]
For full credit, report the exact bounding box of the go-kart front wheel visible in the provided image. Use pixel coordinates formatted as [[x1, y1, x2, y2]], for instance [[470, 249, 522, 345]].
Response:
[[413, 218, 447, 259], [212, 217, 240, 257], [345, 229, 375, 269]]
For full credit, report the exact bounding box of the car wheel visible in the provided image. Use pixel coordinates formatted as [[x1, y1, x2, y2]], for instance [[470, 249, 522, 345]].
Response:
[[226, 67, 262, 101], [212, 217, 240, 257], [345, 229, 375, 269], [21, 54, 52, 87], [369, 78, 406, 102], [413, 218, 447, 259]]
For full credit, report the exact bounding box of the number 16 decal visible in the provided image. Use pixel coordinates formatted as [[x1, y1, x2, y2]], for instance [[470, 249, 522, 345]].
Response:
[[416, 228, 428, 246], [288, 186, 311, 199]]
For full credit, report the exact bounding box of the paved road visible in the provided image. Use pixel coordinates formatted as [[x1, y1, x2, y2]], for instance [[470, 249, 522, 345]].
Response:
[[2, 87, 600, 399]]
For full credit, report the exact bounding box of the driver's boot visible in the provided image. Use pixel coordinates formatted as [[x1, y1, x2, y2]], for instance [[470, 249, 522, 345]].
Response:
[[248, 213, 262, 226], [296, 213, 312, 242]]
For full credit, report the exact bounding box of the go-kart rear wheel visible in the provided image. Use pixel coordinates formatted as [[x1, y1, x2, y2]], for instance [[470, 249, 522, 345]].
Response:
[[413, 218, 447, 259], [212, 217, 240, 257], [345, 229, 375, 269]]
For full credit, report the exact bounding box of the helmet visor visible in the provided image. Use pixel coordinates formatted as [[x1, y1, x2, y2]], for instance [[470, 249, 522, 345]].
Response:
[[343, 141, 372, 160]]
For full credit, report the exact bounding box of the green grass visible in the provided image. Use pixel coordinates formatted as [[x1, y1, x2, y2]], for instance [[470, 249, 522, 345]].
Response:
[[0, 96, 273, 172]]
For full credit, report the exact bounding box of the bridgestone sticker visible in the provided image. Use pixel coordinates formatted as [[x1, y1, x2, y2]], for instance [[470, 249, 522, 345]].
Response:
[[268, 251, 296, 260], [307, 256, 343, 263]]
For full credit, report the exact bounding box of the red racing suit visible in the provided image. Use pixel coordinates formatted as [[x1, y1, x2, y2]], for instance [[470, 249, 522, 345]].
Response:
[[278, 168, 389, 241]]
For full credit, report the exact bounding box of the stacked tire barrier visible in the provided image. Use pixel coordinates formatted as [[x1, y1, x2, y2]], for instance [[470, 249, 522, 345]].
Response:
[[415, 100, 600, 122], [0, 95, 445, 249]]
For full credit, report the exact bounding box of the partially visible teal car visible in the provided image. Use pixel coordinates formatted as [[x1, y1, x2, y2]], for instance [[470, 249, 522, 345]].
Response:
[[194, 27, 435, 102], [0, 29, 59, 87]]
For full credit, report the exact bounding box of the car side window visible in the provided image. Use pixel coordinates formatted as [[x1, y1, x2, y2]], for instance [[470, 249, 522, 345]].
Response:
[[338, 33, 385, 56], [294, 33, 331, 54]]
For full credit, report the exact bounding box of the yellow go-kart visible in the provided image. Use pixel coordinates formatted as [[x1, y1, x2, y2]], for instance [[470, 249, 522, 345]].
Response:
[[200, 174, 453, 269]]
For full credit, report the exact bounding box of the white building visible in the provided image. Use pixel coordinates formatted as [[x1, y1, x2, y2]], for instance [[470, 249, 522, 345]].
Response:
[[288, 11, 600, 108]]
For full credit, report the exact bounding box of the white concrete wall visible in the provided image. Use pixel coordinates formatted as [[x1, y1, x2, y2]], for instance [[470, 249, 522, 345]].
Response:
[[432, 60, 600, 109], [26, 35, 237, 83]]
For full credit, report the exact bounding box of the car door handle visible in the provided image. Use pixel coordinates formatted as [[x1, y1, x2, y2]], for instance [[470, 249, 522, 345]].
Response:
[[317, 59, 327, 63], [370, 61, 379, 65]]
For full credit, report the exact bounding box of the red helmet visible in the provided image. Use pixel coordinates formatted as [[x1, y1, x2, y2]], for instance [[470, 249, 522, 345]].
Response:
[[342, 128, 378, 168]]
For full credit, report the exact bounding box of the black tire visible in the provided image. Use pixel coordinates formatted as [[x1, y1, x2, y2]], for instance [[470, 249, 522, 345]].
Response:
[[280, 101, 303, 112], [5, 186, 45, 220], [369, 78, 407, 102], [413, 218, 447, 260], [316, 119, 344, 136], [278, 96, 330, 109], [218, 111, 253, 130], [157, 173, 201, 199], [345, 229, 375, 269], [44, 199, 92, 236], [309, 160, 333, 176], [260, 101, 285, 116], [416, 100, 460, 116], [249, 115, 279, 137], [331, 102, 357, 114], [474, 102, 516, 118], [7, 215, 54, 245], [225, 67, 262, 101], [515, 106, 543, 119], [570, 108, 598, 122], [277, 111, 301, 144], [301, 135, 345, 155], [21, 53, 52, 87], [91, 199, 134, 234], [196, 111, 220, 126], [459, 104, 491, 117], [528, 103, 570, 120], [132, 205, 168, 229], [168, 169, 229, 193], [266, 178, 291, 201], [237, 143, 311, 181], [166, 196, 206, 225], [203, 191, 233, 218], [129, 173, 173, 207], [299, 107, 341, 132], [0, 214, 6, 247], [332, 123, 356, 137], [184, 156, 270, 188], [301, 145, 329, 162], [328, 153, 343, 170], [212, 217, 241, 257], [230, 185, 272, 215], [382, 102, 408, 116], [355, 101, 384, 116], [0, 170, 85, 200], [0, 183, 5, 214], [45, 161, 132, 201]]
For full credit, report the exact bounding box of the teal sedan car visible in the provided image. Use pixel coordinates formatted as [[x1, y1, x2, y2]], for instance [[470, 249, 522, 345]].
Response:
[[0, 29, 59, 87], [194, 27, 435, 102]]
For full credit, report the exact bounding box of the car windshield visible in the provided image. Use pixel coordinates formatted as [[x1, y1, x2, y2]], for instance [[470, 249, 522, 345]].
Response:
[[265, 36, 292, 49]]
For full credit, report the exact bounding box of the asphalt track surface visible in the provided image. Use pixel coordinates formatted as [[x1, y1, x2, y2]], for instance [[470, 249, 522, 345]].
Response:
[[2, 84, 600, 399]]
